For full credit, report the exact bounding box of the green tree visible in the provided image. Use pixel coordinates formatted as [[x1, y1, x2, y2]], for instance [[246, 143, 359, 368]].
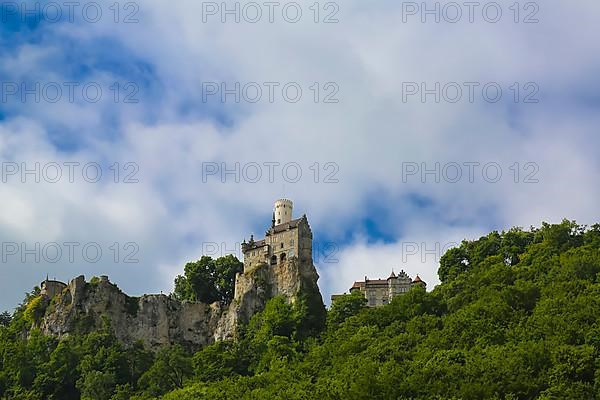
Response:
[[327, 292, 367, 327], [110, 384, 134, 400], [214, 255, 245, 303], [138, 345, 192, 397], [3, 220, 600, 400], [173, 255, 243, 304], [438, 246, 470, 283], [0, 311, 11, 327], [23, 296, 47, 325], [192, 341, 241, 382], [33, 338, 80, 399], [78, 370, 117, 400]]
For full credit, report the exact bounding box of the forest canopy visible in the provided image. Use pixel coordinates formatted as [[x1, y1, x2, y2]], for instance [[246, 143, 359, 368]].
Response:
[[1, 220, 600, 399]]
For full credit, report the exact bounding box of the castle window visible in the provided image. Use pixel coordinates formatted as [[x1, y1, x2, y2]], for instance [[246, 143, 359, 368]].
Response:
[[290, 239, 294, 246], [280, 243, 284, 249], [277, 219, 281, 224]]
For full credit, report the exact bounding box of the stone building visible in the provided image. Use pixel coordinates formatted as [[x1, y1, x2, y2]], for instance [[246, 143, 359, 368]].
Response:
[[334, 270, 426, 307], [40, 276, 67, 299], [241, 199, 313, 272], [36, 199, 325, 349]]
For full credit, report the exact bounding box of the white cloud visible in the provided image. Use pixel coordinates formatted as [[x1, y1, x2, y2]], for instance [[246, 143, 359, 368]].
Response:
[[1, 0, 600, 310]]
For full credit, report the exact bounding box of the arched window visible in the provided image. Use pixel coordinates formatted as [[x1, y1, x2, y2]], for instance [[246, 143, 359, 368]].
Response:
[[280, 253, 287, 263], [270, 255, 277, 265]]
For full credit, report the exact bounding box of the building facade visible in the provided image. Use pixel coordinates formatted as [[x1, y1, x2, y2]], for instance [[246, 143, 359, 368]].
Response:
[[241, 199, 313, 272], [334, 270, 426, 307]]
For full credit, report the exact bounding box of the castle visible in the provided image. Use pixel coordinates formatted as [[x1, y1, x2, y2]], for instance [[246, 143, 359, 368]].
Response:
[[241, 199, 427, 308], [38, 199, 423, 324], [333, 270, 426, 307], [241, 199, 313, 272], [34, 199, 325, 349]]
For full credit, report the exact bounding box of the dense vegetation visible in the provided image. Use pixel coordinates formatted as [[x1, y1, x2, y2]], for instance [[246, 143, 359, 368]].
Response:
[[173, 255, 243, 304], [1, 220, 600, 399]]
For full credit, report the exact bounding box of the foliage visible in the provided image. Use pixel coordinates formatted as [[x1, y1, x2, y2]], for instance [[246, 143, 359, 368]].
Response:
[[0, 315, 153, 400], [192, 340, 243, 382], [2, 220, 600, 399], [90, 276, 101, 285], [23, 296, 47, 325], [158, 220, 600, 399], [327, 291, 367, 327], [173, 255, 243, 304], [0, 311, 12, 327], [138, 345, 193, 397]]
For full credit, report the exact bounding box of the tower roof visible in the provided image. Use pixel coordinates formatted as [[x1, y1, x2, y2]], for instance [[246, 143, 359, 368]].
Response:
[[270, 217, 304, 233], [412, 275, 425, 284], [387, 271, 396, 280]]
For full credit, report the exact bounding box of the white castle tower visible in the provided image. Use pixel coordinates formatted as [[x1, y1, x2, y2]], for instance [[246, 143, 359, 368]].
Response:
[[274, 199, 293, 225]]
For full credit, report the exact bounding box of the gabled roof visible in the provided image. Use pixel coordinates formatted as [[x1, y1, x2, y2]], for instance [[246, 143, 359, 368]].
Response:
[[270, 217, 304, 233], [244, 239, 266, 251], [351, 281, 365, 290]]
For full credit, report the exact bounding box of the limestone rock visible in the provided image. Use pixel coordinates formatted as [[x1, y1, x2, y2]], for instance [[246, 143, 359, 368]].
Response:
[[38, 257, 323, 350]]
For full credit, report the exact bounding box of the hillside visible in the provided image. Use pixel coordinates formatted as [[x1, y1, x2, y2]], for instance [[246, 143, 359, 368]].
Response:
[[1, 220, 600, 399]]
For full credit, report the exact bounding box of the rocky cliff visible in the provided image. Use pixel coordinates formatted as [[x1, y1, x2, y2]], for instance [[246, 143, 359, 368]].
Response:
[[214, 257, 324, 340], [37, 258, 324, 350]]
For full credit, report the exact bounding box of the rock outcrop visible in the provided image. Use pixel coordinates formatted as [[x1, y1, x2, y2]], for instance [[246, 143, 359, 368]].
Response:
[[37, 257, 324, 350], [214, 257, 323, 340]]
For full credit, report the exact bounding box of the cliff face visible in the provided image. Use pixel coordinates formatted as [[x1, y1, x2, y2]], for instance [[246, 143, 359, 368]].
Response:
[[214, 257, 323, 340], [38, 258, 324, 350]]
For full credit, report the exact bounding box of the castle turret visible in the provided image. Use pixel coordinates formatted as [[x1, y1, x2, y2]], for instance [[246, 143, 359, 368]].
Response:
[[274, 199, 293, 225], [412, 275, 427, 289], [40, 277, 67, 299]]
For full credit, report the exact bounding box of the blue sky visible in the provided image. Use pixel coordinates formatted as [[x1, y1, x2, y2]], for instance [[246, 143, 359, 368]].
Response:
[[1, 0, 600, 310]]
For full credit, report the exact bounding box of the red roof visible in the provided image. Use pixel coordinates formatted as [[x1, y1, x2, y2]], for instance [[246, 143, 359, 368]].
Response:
[[412, 275, 425, 283], [366, 279, 388, 285]]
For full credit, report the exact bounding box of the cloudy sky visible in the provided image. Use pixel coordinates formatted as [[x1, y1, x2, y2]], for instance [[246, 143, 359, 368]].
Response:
[[1, 0, 599, 311]]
